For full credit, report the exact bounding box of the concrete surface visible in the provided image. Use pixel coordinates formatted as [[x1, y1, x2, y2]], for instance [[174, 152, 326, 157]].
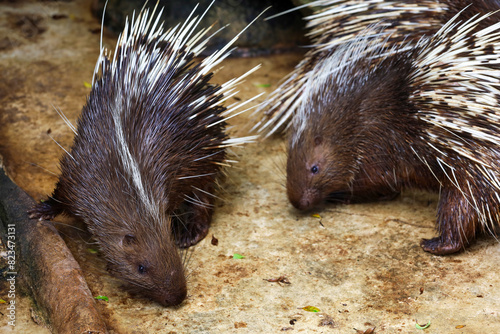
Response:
[[1, 0, 500, 333]]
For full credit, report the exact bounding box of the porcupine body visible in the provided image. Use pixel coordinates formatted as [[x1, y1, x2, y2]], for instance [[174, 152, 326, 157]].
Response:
[[254, 0, 476, 135], [29, 4, 260, 306], [286, 2, 500, 255]]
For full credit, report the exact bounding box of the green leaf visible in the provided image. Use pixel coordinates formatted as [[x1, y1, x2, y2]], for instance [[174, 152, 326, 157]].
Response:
[[233, 253, 245, 259], [302, 306, 320, 312], [0, 299, 6, 304], [87, 248, 98, 254], [416, 321, 431, 330], [83, 81, 92, 88], [94, 295, 109, 302]]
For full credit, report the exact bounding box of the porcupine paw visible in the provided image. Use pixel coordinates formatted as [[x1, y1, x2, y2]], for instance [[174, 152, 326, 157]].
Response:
[[175, 220, 209, 249], [420, 237, 463, 255], [28, 207, 56, 221], [27, 199, 61, 221]]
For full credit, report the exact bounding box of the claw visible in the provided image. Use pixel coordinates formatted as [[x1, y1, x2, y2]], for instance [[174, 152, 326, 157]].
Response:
[[420, 237, 463, 255]]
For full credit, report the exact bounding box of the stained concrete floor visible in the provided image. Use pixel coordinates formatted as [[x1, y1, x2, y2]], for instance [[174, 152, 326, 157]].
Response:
[[2, 0, 500, 333]]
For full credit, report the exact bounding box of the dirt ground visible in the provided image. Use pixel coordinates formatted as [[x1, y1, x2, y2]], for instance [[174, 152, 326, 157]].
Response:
[[1, 0, 500, 333]]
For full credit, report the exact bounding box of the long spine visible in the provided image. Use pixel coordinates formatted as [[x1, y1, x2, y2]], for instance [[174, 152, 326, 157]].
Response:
[[255, 0, 447, 136]]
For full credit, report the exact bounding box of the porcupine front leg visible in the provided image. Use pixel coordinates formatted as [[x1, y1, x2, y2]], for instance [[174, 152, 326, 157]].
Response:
[[173, 184, 214, 248], [420, 187, 478, 255], [28, 196, 65, 221]]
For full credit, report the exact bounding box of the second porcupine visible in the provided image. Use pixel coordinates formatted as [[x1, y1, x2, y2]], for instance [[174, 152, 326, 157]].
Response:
[[29, 3, 261, 306], [286, 5, 500, 255]]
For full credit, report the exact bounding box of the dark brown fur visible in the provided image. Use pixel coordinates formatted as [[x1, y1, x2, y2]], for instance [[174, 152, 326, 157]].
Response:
[[287, 1, 500, 255]]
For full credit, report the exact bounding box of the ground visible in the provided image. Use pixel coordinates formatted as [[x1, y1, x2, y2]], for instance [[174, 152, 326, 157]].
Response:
[[1, 0, 500, 333]]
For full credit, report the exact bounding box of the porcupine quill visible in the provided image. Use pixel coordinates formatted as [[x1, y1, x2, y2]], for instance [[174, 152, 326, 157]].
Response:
[[29, 1, 263, 306], [253, 0, 449, 136]]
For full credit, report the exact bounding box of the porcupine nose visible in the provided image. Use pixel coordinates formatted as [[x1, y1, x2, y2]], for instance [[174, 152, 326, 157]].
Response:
[[289, 189, 318, 211], [288, 193, 306, 210], [158, 268, 187, 306], [163, 285, 187, 306]]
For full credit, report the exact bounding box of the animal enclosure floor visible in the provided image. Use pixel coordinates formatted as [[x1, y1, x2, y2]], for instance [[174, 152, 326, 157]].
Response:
[[1, 1, 500, 333]]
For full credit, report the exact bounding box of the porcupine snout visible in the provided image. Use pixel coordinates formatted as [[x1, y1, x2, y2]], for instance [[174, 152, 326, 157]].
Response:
[[288, 188, 320, 211], [153, 283, 187, 307], [160, 273, 187, 306]]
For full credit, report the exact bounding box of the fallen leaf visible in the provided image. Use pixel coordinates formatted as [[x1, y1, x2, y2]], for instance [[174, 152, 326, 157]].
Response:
[[302, 306, 320, 312], [94, 295, 109, 302], [416, 320, 431, 330]]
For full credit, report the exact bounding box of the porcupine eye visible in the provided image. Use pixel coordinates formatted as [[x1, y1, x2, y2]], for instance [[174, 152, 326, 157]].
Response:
[[138, 264, 146, 274], [310, 165, 319, 174]]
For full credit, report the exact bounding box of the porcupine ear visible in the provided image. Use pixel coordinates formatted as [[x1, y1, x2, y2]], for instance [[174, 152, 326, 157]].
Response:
[[115, 233, 138, 250], [253, 0, 446, 136], [122, 234, 137, 246]]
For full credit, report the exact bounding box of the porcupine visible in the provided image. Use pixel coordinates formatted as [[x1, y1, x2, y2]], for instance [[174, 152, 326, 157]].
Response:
[[29, 2, 261, 306], [286, 2, 500, 255]]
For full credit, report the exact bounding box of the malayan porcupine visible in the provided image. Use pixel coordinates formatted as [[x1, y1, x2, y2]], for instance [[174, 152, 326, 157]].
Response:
[[29, 3, 261, 306], [284, 2, 500, 255]]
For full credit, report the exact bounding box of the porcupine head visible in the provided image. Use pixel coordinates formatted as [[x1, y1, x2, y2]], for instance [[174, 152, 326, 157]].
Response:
[[30, 3, 262, 306], [286, 32, 418, 211]]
